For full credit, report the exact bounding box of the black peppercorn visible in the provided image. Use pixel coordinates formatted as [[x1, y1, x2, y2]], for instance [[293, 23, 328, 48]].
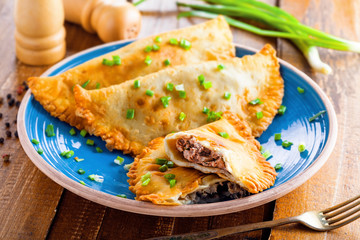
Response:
[[0, 97, 3, 104], [5, 122, 10, 128], [0, 137, 4, 144], [3, 154, 10, 162], [5, 130, 11, 138], [8, 99, 15, 107], [16, 101, 21, 108], [0, 113, 2, 119], [14, 131, 18, 138], [6, 94, 11, 99], [13, 119, 17, 124]]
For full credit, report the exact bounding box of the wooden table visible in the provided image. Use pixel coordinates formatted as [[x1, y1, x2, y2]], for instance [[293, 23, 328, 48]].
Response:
[[1, 0, 360, 239]]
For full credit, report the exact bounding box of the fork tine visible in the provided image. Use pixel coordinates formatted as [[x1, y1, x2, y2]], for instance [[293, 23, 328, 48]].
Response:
[[326, 204, 360, 225], [323, 197, 360, 218], [327, 211, 360, 230], [322, 195, 360, 214]]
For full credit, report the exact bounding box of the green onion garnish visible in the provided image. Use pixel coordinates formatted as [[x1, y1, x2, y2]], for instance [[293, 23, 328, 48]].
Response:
[[217, 64, 225, 70], [169, 38, 178, 45], [95, 82, 101, 89], [179, 112, 186, 121], [114, 156, 124, 165], [155, 36, 162, 43], [78, 169, 85, 175], [117, 194, 127, 198], [86, 139, 94, 146], [146, 89, 154, 97], [249, 98, 263, 105], [175, 84, 185, 91], [74, 157, 84, 162], [164, 59, 171, 66], [88, 174, 104, 183], [81, 80, 90, 88], [134, 79, 140, 89], [144, 55, 152, 65], [141, 172, 151, 186], [298, 143, 306, 153], [102, 58, 114, 66], [79, 180, 86, 185], [37, 148, 44, 155], [198, 74, 205, 85], [203, 81, 212, 90], [96, 147, 103, 153], [126, 109, 135, 119], [297, 86, 305, 93], [159, 164, 168, 172], [112, 55, 121, 65], [142, 178, 150, 186], [124, 163, 133, 171], [164, 173, 175, 180], [179, 39, 191, 50], [309, 110, 326, 122], [144, 45, 152, 52], [80, 129, 87, 137], [152, 44, 160, 51], [45, 124, 55, 137], [166, 161, 174, 168], [65, 150, 74, 159], [69, 128, 76, 136], [256, 111, 263, 119], [169, 179, 177, 188], [282, 140, 293, 148], [166, 83, 174, 91], [207, 111, 223, 122], [60, 151, 67, 157], [274, 163, 282, 171], [179, 91, 186, 99], [202, 107, 210, 114], [278, 105, 287, 115], [260, 145, 264, 153], [160, 96, 171, 108], [223, 92, 231, 100], [31, 139, 40, 145], [218, 132, 229, 138], [274, 133, 281, 141], [262, 150, 272, 160], [155, 158, 168, 165]]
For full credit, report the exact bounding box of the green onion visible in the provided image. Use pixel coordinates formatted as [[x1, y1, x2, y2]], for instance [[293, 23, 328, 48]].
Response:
[[179, 91, 186, 99], [112, 55, 121, 65], [249, 98, 262, 105], [198, 74, 205, 85], [88, 174, 104, 183], [69, 128, 76, 136], [79, 180, 86, 185], [298, 143, 306, 153], [169, 38, 179, 45], [78, 169, 85, 175], [274, 163, 282, 171], [117, 194, 127, 198], [144, 55, 152, 65], [274, 133, 281, 141], [159, 164, 168, 172], [45, 124, 55, 137], [260, 145, 264, 153], [152, 44, 160, 51], [31, 139, 40, 145], [142, 178, 150, 186], [262, 150, 272, 160], [37, 148, 44, 155], [144, 45, 152, 52], [81, 80, 90, 88], [179, 112, 186, 121], [207, 111, 223, 122], [124, 163, 133, 171], [223, 92, 231, 100], [282, 140, 293, 148], [278, 105, 287, 115], [160, 96, 171, 108], [95, 82, 101, 89], [256, 111, 263, 119], [80, 129, 87, 137], [86, 139, 94, 146], [65, 150, 74, 159], [60, 151, 67, 157], [175, 84, 185, 91], [218, 132, 229, 138], [126, 109, 135, 119], [134, 79, 141, 89], [202, 107, 210, 114], [164, 59, 171, 66], [169, 179, 177, 188], [155, 158, 168, 165], [297, 86, 305, 94], [96, 147, 103, 153], [166, 161, 174, 168], [164, 173, 175, 180], [102, 58, 114, 66], [74, 157, 84, 162], [166, 83, 174, 91], [141, 172, 151, 186], [309, 110, 326, 122], [203, 81, 212, 90], [179, 39, 191, 50], [146, 89, 154, 97], [114, 156, 125, 165], [155, 36, 162, 43], [217, 64, 225, 70]]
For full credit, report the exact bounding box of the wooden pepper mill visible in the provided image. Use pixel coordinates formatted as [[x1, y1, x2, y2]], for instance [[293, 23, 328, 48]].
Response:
[[15, 0, 66, 65], [62, 0, 142, 43]]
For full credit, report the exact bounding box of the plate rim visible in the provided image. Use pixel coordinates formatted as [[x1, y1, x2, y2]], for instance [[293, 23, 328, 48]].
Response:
[[18, 40, 338, 217]]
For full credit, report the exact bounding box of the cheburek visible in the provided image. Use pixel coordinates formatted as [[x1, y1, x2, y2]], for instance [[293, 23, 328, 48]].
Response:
[[74, 44, 283, 155], [165, 112, 277, 194], [28, 16, 234, 130]]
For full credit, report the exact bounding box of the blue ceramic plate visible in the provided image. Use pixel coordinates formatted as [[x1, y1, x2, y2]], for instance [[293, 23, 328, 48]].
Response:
[[18, 41, 337, 217]]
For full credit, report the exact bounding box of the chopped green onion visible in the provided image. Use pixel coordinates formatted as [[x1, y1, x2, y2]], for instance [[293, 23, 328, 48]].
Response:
[[88, 174, 104, 183], [159, 164, 168, 172], [207, 111, 223, 122], [274, 133, 281, 141], [154, 36, 162, 43], [179, 39, 191, 50], [297, 86, 305, 94], [114, 156, 125, 165], [74, 157, 84, 162], [260, 145, 264, 153], [217, 64, 225, 70], [124, 163, 133, 171], [95, 82, 101, 89], [146, 89, 154, 97], [142, 178, 151, 186], [309, 110, 326, 122], [102, 58, 114, 66], [141, 172, 151, 186], [155, 158, 168, 165], [81, 80, 90, 88], [256, 111, 263, 119], [218, 132, 229, 138], [298, 143, 306, 153], [202, 107, 210, 114], [203, 81, 212, 90], [166, 161, 174, 168], [166, 83, 174, 91], [117, 194, 127, 198], [169, 179, 177, 188], [223, 92, 231, 100], [278, 105, 287, 115], [78, 169, 85, 175], [69, 128, 76, 136], [249, 98, 263, 105], [96, 147, 103, 153], [126, 109, 135, 119], [80, 129, 87, 137], [134, 79, 140, 89], [112, 55, 121, 65], [152, 44, 160, 51], [169, 38, 178, 45], [37, 148, 44, 155], [31, 139, 40, 145], [282, 140, 293, 148], [60, 151, 67, 157], [160, 96, 171, 108], [64, 150, 74, 159], [86, 139, 94, 146], [164, 173, 175, 180], [179, 112, 186, 121], [175, 84, 185, 91], [45, 124, 55, 137], [164, 59, 171, 66], [274, 163, 283, 171], [198, 74, 205, 85], [79, 180, 86, 185], [179, 91, 186, 99], [144, 45, 152, 52], [144, 55, 152, 65], [262, 150, 272, 160]]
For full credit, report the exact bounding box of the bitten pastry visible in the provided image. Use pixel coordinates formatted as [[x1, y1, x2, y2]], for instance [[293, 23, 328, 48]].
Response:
[[74, 44, 283, 155], [28, 16, 234, 129], [164, 112, 277, 194]]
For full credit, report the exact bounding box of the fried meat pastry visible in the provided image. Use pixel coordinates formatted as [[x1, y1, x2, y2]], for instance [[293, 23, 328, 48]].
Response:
[[28, 16, 234, 129], [74, 44, 283, 155]]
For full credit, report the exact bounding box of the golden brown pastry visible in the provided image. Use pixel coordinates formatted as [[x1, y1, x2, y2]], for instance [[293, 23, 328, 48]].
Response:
[[74, 44, 283, 155], [28, 16, 234, 129]]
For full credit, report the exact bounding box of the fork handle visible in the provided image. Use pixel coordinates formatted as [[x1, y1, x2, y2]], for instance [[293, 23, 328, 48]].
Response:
[[148, 217, 299, 240]]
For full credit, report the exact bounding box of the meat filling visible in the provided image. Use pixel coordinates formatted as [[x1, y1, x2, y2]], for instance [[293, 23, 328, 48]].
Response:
[[176, 136, 226, 169]]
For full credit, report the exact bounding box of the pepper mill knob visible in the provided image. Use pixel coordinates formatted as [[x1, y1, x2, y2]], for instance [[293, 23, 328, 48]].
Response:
[[15, 0, 66, 65], [63, 0, 142, 43]]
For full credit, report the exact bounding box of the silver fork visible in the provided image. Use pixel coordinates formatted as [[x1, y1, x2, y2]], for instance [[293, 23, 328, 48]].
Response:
[[148, 194, 360, 240]]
